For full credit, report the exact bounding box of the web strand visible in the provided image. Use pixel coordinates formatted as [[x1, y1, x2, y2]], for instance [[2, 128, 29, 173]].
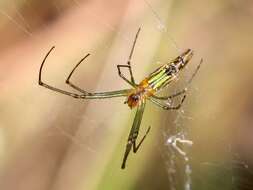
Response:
[[143, 0, 182, 53]]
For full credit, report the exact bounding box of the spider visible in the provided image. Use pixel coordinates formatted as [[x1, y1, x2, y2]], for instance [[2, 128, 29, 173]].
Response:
[[38, 28, 202, 169]]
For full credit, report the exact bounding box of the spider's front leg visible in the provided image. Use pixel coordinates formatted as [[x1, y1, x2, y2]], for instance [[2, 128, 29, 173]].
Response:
[[65, 53, 91, 94], [39, 46, 130, 99], [121, 101, 151, 169], [38, 46, 84, 99]]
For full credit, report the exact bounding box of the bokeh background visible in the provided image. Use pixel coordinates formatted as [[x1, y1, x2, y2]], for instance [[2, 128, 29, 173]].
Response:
[[1, 0, 253, 190]]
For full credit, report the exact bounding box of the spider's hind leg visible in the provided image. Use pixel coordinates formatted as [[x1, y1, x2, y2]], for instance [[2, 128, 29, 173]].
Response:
[[152, 58, 203, 101], [149, 95, 186, 110]]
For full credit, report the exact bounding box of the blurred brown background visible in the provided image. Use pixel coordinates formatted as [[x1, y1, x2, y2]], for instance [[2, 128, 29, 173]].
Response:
[[1, 0, 253, 190]]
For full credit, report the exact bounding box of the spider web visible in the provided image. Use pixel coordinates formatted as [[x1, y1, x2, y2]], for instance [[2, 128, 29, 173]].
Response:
[[140, 1, 251, 190], [142, 1, 194, 189], [1, 1, 251, 190]]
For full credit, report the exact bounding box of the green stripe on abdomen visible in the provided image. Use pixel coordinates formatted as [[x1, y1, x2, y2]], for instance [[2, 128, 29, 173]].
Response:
[[147, 70, 174, 91]]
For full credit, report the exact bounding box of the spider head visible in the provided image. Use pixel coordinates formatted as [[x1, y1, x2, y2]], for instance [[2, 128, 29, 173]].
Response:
[[125, 93, 141, 109]]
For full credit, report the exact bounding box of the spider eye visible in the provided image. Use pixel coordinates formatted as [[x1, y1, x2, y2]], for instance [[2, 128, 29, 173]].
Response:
[[132, 95, 139, 101], [130, 94, 140, 102]]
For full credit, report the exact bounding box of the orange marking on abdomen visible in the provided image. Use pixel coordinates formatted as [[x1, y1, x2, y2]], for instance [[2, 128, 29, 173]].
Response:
[[139, 78, 156, 97]]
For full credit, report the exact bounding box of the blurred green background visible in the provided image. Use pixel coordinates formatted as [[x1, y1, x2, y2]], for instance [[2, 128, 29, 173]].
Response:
[[1, 0, 253, 190]]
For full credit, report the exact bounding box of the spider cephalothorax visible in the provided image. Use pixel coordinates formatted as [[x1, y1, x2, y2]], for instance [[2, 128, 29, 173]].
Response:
[[126, 92, 142, 109], [126, 79, 155, 109]]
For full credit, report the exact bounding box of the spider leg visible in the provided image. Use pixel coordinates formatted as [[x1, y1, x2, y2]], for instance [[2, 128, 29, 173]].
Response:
[[65, 53, 91, 94], [117, 28, 141, 86], [39, 47, 130, 99], [64, 53, 130, 98], [152, 88, 187, 100], [126, 27, 141, 84], [133, 126, 151, 153], [188, 58, 203, 84], [152, 58, 203, 100], [121, 126, 150, 170], [121, 101, 149, 169], [117, 64, 136, 86], [149, 95, 186, 110], [39, 46, 84, 99]]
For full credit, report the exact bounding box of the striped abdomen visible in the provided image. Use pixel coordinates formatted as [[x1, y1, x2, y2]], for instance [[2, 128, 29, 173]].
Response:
[[126, 63, 177, 109], [145, 62, 178, 92], [145, 49, 193, 92], [126, 49, 193, 109]]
